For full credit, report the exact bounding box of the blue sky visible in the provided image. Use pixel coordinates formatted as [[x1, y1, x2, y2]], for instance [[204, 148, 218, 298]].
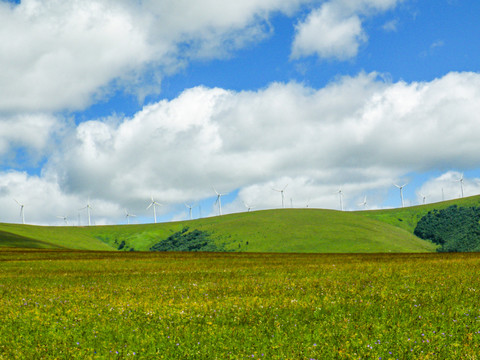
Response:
[[1, 0, 480, 225]]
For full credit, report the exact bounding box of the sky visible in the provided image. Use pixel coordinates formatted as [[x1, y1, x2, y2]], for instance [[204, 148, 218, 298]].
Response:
[[1, 0, 480, 225]]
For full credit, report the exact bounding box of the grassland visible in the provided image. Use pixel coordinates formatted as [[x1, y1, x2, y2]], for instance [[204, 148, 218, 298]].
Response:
[[0, 207, 441, 253], [2, 249, 480, 359], [359, 194, 480, 234], [1, 194, 480, 252]]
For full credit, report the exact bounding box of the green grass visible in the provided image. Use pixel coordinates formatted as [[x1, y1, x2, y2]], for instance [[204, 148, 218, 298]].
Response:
[[2, 250, 480, 359], [3, 195, 480, 253], [359, 194, 480, 233], [0, 223, 114, 251]]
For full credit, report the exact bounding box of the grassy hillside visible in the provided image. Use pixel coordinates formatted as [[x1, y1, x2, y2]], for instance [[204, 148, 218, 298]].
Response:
[[89, 209, 437, 253], [358, 194, 480, 233], [0, 209, 435, 253], [0, 223, 114, 250], [2, 195, 479, 252]]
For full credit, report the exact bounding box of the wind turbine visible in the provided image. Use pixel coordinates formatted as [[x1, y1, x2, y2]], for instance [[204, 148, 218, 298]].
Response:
[[185, 203, 196, 220], [458, 174, 465, 198], [358, 195, 367, 210], [337, 189, 344, 211], [393, 183, 408, 208], [14, 199, 25, 224], [243, 201, 254, 212], [147, 196, 161, 223], [213, 187, 227, 216], [272, 184, 288, 208], [125, 210, 136, 224], [420, 193, 427, 205], [80, 199, 93, 226], [57, 215, 68, 225]]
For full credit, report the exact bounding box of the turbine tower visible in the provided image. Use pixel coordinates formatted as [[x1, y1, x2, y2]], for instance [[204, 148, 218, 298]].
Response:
[[80, 199, 93, 226], [213, 187, 227, 216], [243, 201, 254, 212], [272, 184, 288, 208], [147, 196, 161, 223], [14, 199, 25, 224], [337, 189, 344, 211], [125, 210, 136, 225], [185, 203, 195, 220], [393, 183, 407, 208], [458, 174, 465, 198], [420, 193, 427, 205]]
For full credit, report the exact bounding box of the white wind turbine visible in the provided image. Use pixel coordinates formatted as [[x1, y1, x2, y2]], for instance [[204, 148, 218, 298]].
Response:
[[57, 215, 68, 225], [243, 201, 255, 212], [272, 184, 288, 208], [125, 210, 136, 225], [337, 189, 344, 211], [213, 187, 227, 216], [420, 193, 427, 205], [358, 195, 368, 210], [393, 183, 408, 208], [185, 203, 196, 220], [147, 196, 161, 224], [458, 174, 465, 198], [14, 199, 25, 224], [80, 199, 93, 226]]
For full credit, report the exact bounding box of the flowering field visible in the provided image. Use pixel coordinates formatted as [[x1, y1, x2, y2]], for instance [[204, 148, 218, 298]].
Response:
[[1, 249, 480, 359]]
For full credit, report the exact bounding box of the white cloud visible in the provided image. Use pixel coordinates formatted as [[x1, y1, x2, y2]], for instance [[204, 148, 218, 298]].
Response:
[[382, 19, 398, 32], [292, 0, 403, 60], [417, 171, 480, 205], [0, 171, 121, 225], [0, 0, 309, 113], [38, 71, 480, 219], [0, 113, 61, 164], [292, 4, 366, 60], [0, 0, 152, 112], [3, 71, 480, 224]]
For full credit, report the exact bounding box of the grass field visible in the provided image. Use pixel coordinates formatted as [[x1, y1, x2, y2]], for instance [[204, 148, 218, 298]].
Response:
[[2, 249, 480, 359], [1, 202, 455, 253], [3, 195, 480, 253]]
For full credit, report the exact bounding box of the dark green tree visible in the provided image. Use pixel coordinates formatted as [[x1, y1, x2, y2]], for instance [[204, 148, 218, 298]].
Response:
[[414, 205, 480, 252]]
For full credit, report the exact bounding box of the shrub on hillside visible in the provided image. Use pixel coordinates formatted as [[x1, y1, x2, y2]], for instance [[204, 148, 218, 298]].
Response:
[[150, 227, 226, 252], [414, 205, 480, 252]]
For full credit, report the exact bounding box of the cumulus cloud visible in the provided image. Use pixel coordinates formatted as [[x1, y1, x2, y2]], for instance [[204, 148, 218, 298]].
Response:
[[0, 171, 121, 225], [0, 0, 308, 113], [416, 171, 480, 205], [9, 71, 469, 223], [0, 113, 62, 165], [292, 0, 403, 60], [0, 0, 152, 112], [2, 70, 480, 223]]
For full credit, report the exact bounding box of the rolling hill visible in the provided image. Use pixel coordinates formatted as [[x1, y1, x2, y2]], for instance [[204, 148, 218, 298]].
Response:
[[1, 194, 480, 253]]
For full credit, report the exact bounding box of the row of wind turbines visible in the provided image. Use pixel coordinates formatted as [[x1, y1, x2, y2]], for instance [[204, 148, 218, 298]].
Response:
[[11, 174, 468, 225], [336, 174, 467, 211]]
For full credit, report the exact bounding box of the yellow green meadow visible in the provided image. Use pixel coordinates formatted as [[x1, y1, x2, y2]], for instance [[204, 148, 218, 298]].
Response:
[[1, 249, 480, 359]]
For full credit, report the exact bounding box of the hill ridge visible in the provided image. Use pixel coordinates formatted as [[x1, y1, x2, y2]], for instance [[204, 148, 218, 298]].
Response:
[[1, 194, 480, 252]]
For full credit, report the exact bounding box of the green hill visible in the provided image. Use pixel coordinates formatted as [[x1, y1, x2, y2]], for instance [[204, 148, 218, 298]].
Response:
[[2, 194, 479, 252], [0, 223, 114, 251], [358, 194, 480, 233]]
